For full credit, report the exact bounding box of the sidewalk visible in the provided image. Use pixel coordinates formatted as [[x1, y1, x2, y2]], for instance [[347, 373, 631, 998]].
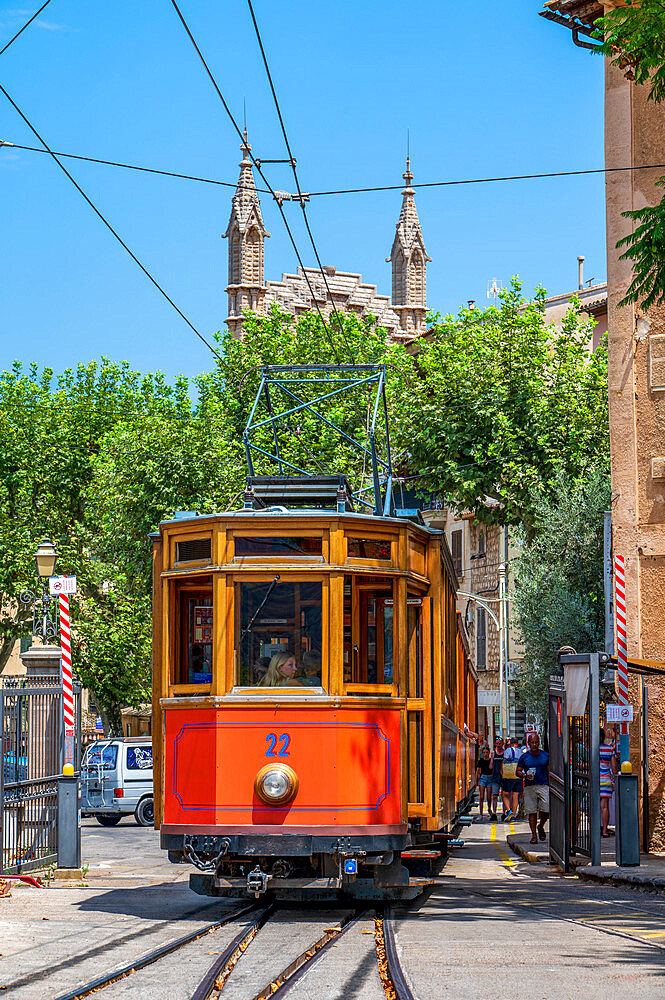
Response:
[[506, 825, 665, 891]]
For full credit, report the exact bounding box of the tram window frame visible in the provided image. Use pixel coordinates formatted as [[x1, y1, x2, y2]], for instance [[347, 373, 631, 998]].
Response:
[[171, 578, 214, 690], [232, 533, 325, 562], [344, 574, 396, 694], [231, 577, 327, 693], [346, 535, 395, 566]]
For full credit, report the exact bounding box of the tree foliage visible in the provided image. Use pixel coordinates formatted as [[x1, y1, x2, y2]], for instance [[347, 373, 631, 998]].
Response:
[[399, 279, 609, 531], [593, 1, 665, 310], [512, 465, 611, 716], [0, 359, 193, 725], [595, 1, 665, 103]]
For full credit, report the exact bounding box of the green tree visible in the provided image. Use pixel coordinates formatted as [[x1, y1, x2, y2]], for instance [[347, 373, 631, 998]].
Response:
[[400, 279, 609, 532], [512, 465, 611, 716], [0, 359, 191, 721], [594, 1, 665, 309]]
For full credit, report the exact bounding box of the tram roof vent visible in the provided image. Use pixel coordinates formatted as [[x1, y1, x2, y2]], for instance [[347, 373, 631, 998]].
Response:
[[244, 475, 355, 512]]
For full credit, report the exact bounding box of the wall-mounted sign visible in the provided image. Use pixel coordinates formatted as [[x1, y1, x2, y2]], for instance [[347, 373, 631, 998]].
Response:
[[606, 703, 634, 723], [478, 689, 500, 707], [193, 606, 213, 644]]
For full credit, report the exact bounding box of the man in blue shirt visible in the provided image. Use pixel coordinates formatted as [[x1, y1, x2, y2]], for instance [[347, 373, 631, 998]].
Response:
[[517, 732, 549, 844]]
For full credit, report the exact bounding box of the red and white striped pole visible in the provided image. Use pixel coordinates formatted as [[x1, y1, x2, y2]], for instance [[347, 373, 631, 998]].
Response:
[[614, 554, 630, 762], [59, 593, 75, 767]]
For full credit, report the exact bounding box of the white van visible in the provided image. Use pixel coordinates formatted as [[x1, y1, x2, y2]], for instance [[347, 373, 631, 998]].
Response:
[[81, 737, 154, 826]]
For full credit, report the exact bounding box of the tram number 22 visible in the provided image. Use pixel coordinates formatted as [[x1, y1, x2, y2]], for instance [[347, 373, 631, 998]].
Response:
[[265, 733, 291, 757]]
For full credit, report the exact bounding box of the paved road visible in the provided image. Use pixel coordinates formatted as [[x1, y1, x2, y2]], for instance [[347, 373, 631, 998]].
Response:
[[4, 815, 665, 997], [393, 817, 665, 999]]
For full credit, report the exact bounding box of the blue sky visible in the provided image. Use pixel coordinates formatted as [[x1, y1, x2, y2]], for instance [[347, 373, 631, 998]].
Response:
[[0, 1, 606, 382]]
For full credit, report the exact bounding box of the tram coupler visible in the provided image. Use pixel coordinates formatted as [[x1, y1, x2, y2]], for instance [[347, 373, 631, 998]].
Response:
[[247, 866, 271, 897]]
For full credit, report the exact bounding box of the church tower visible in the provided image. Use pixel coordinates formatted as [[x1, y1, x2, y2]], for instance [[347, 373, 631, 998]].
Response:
[[387, 156, 430, 339], [223, 130, 270, 334]]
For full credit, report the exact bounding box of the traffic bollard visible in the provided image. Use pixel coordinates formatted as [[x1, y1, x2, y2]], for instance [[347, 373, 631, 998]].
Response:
[[57, 771, 81, 870], [615, 772, 640, 867]]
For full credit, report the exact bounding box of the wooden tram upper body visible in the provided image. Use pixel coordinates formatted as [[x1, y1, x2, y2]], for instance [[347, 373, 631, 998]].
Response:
[[152, 499, 477, 900]]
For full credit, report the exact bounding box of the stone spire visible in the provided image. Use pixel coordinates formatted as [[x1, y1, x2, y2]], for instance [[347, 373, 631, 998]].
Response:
[[223, 130, 270, 333], [387, 156, 431, 340]]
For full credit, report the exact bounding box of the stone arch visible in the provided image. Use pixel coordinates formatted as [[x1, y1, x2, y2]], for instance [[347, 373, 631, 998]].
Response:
[[229, 226, 241, 285], [392, 248, 406, 305], [409, 249, 424, 306], [245, 226, 262, 285]]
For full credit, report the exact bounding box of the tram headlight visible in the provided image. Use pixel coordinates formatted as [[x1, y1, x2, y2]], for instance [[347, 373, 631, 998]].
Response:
[[254, 763, 299, 806]]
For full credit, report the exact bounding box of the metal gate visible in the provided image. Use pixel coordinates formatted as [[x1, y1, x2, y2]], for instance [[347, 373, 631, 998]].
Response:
[[548, 675, 569, 871], [1, 675, 81, 873], [549, 653, 601, 871]]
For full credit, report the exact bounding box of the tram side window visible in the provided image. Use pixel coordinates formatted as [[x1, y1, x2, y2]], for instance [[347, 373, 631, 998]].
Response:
[[236, 581, 323, 689], [174, 588, 213, 685], [344, 574, 394, 685]]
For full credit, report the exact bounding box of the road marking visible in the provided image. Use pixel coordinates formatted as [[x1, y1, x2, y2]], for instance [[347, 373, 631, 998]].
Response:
[[490, 824, 496, 842]]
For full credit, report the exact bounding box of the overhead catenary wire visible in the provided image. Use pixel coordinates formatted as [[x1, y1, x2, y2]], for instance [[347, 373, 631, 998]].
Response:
[[0, 84, 223, 363], [0, 0, 54, 57], [245, 0, 355, 364], [169, 0, 346, 366], [4, 140, 665, 198]]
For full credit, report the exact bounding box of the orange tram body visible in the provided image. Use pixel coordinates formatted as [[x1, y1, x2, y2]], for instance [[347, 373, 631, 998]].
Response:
[[152, 493, 478, 901]]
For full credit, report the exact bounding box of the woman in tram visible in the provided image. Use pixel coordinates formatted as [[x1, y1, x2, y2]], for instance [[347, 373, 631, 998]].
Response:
[[258, 651, 304, 688]]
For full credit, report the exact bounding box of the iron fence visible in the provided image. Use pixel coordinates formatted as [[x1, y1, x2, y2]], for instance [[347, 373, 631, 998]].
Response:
[[1, 675, 81, 874], [570, 711, 591, 857]]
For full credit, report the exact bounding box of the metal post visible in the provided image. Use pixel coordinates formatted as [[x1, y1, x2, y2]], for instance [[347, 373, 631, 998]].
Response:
[[57, 774, 81, 871], [642, 677, 650, 852], [589, 653, 601, 867], [603, 512, 614, 656]]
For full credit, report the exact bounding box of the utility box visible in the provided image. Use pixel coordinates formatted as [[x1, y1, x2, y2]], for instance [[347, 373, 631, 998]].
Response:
[[616, 774, 640, 867]]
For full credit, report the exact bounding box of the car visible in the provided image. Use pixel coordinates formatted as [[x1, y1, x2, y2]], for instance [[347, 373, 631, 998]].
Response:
[[81, 737, 154, 827]]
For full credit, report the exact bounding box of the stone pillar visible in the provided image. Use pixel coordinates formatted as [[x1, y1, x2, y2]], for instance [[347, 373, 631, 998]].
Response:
[[605, 57, 665, 849]]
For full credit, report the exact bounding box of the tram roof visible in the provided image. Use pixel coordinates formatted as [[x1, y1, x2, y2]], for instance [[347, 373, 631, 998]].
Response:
[[154, 507, 444, 536]]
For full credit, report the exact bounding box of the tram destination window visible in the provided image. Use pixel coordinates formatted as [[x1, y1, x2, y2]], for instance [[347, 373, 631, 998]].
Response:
[[236, 581, 323, 689], [347, 537, 392, 560], [174, 583, 213, 685], [234, 536, 322, 558]]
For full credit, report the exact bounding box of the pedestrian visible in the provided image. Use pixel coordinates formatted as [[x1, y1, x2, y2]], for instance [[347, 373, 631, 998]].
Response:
[[500, 736, 522, 822], [600, 728, 618, 837], [517, 732, 550, 844], [488, 737, 504, 822], [475, 745, 493, 821]]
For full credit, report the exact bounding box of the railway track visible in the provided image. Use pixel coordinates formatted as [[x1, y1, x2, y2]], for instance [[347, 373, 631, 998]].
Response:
[[45, 902, 417, 1000]]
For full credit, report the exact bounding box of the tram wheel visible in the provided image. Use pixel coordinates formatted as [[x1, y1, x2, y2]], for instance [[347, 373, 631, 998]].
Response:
[[135, 796, 154, 827], [96, 814, 122, 827]]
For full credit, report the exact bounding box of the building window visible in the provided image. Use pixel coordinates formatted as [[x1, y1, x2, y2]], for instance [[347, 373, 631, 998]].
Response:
[[478, 531, 486, 557], [451, 529, 463, 578], [476, 607, 487, 669]]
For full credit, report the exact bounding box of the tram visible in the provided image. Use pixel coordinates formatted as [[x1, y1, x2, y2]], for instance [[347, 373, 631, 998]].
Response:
[[151, 365, 477, 901]]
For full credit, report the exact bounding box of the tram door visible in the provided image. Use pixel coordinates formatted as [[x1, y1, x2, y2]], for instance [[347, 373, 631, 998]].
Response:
[[407, 598, 424, 809]]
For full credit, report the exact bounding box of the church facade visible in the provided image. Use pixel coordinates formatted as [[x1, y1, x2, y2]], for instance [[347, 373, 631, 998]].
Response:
[[223, 134, 430, 342]]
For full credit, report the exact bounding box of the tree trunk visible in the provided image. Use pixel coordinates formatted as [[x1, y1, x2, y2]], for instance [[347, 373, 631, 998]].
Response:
[[0, 633, 17, 675]]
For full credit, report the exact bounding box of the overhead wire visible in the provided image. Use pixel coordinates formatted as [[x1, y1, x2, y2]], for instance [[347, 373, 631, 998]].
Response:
[[169, 0, 346, 366], [245, 0, 355, 363], [0, 84, 223, 363], [4, 140, 665, 197], [0, 141, 268, 192], [0, 0, 54, 57]]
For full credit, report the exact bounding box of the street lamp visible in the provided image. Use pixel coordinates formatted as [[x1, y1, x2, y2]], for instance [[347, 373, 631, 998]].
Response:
[[35, 538, 58, 578], [20, 538, 59, 644]]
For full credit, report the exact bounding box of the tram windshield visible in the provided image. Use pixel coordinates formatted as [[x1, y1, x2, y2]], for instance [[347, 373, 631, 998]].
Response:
[[236, 581, 323, 689]]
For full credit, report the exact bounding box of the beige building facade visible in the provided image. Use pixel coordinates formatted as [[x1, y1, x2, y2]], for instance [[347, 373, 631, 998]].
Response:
[[421, 503, 524, 741], [543, 0, 665, 848], [224, 134, 429, 342]]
